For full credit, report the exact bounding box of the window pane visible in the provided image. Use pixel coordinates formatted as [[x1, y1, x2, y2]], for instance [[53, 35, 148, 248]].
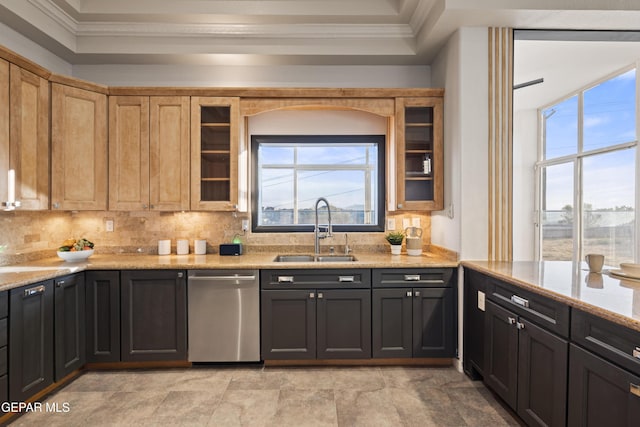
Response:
[[259, 169, 294, 226], [544, 96, 578, 159], [541, 162, 574, 260], [582, 148, 636, 265], [584, 69, 636, 151], [253, 135, 383, 231]]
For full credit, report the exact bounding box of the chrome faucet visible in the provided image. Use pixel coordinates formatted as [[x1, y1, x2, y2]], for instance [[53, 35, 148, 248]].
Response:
[[314, 197, 332, 255]]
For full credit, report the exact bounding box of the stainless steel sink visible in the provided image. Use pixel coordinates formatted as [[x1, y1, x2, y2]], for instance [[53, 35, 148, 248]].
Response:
[[273, 254, 357, 262], [315, 255, 357, 262], [273, 255, 316, 262]]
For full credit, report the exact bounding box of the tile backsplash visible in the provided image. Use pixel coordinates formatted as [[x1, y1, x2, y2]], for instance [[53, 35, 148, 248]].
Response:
[[0, 210, 434, 264]]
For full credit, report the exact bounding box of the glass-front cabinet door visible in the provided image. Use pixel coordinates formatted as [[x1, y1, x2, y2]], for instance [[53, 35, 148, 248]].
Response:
[[190, 97, 239, 211], [395, 97, 443, 211]]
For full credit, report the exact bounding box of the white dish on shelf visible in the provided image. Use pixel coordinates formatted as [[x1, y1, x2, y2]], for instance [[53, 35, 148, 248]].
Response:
[[57, 249, 94, 262], [609, 269, 640, 281]]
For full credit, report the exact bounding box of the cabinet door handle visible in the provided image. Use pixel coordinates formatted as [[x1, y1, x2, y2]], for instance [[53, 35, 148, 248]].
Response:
[[507, 317, 516, 325], [318, 292, 323, 299], [404, 275, 421, 281], [338, 276, 355, 283], [511, 295, 530, 308], [517, 322, 525, 330], [278, 276, 294, 283], [24, 285, 45, 297], [414, 290, 421, 297], [55, 280, 65, 287], [309, 292, 315, 299], [630, 383, 640, 398], [406, 291, 413, 297], [633, 347, 640, 359]]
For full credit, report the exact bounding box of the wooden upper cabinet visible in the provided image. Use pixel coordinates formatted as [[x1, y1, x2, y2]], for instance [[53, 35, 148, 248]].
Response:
[[395, 97, 443, 211], [9, 64, 49, 210], [149, 97, 190, 211], [0, 59, 8, 205], [51, 83, 108, 210], [109, 96, 189, 211], [109, 96, 150, 210], [190, 97, 239, 211]]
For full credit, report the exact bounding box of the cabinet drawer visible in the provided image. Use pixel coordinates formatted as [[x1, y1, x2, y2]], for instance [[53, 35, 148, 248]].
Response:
[[0, 318, 6, 347], [0, 291, 7, 318], [487, 277, 570, 338], [572, 309, 640, 377], [0, 346, 6, 376], [372, 268, 454, 288], [261, 269, 371, 290]]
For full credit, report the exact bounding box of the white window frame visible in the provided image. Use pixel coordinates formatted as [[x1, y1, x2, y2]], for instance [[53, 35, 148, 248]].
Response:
[[535, 64, 640, 264]]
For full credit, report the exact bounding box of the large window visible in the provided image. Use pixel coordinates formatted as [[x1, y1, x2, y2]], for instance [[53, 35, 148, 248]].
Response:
[[251, 135, 385, 232], [538, 68, 637, 265]]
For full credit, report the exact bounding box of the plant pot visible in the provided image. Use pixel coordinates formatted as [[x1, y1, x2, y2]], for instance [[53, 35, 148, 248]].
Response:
[[390, 244, 402, 255]]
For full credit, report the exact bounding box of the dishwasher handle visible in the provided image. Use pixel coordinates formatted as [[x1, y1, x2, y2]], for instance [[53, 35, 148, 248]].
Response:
[[188, 275, 256, 281]]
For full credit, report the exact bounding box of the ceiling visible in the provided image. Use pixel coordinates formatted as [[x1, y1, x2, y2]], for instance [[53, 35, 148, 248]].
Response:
[[3, 0, 640, 66]]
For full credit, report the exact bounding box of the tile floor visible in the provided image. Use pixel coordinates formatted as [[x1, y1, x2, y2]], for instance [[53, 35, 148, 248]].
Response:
[[11, 366, 520, 426]]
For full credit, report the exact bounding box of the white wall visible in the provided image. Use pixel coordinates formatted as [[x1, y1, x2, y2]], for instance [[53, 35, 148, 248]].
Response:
[[513, 109, 538, 260], [0, 22, 72, 75], [431, 27, 489, 260], [72, 64, 431, 88]]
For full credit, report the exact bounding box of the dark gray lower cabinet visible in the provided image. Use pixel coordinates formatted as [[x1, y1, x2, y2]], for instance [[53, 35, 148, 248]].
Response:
[[0, 291, 8, 407], [120, 270, 187, 362], [54, 273, 85, 381], [261, 289, 371, 360], [85, 271, 120, 363], [9, 280, 54, 402], [568, 344, 640, 426], [261, 290, 316, 360], [371, 267, 455, 359], [485, 299, 568, 427], [463, 269, 485, 378], [317, 289, 371, 359]]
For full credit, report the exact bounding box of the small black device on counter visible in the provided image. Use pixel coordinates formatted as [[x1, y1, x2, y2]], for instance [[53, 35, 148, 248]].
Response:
[[219, 243, 243, 256]]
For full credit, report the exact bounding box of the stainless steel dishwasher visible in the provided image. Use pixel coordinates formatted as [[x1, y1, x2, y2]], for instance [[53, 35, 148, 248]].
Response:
[[187, 270, 260, 362]]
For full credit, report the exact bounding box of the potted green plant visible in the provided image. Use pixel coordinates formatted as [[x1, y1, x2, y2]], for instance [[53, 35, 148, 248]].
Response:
[[385, 231, 404, 255]]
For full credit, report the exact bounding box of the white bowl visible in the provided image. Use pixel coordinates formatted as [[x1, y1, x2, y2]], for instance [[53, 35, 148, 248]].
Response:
[[57, 249, 94, 262], [620, 263, 640, 277]]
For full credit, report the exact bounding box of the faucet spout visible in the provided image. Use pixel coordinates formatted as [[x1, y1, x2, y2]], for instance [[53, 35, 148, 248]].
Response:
[[314, 197, 332, 255]]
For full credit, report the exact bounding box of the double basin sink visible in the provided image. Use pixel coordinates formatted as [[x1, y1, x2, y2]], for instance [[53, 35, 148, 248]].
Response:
[[273, 254, 357, 263]]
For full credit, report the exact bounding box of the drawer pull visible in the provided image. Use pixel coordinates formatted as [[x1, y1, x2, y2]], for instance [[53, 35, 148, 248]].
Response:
[[508, 317, 516, 325], [24, 285, 45, 297], [631, 383, 640, 398], [278, 276, 294, 283], [633, 347, 640, 359], [56, 280, 65, 287], [511, 295, 530, 308], [404, 275, 421, 281], [338, 276, 355, 283]]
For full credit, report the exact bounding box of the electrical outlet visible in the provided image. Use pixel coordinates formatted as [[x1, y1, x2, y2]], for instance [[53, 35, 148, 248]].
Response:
[[412, 217, 420, 227], [478, 291, 485, 311], [241, 219, 249, 231], [387, 218, 395, 230], [105, 219, 114, 232], [402, 218, 410, 229]]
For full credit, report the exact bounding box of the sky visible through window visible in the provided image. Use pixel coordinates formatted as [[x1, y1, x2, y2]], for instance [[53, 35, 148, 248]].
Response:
[[542, 69, 636, 212], [541, 68, 636, 264]]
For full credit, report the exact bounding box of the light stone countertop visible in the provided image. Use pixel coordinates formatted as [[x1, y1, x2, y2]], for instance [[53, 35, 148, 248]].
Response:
[[0, 251, 458, 292], [462, 260, 640, 332]]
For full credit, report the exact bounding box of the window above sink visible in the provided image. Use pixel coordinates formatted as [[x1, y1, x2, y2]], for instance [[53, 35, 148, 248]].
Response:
[[251, 135, 385, 233]]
